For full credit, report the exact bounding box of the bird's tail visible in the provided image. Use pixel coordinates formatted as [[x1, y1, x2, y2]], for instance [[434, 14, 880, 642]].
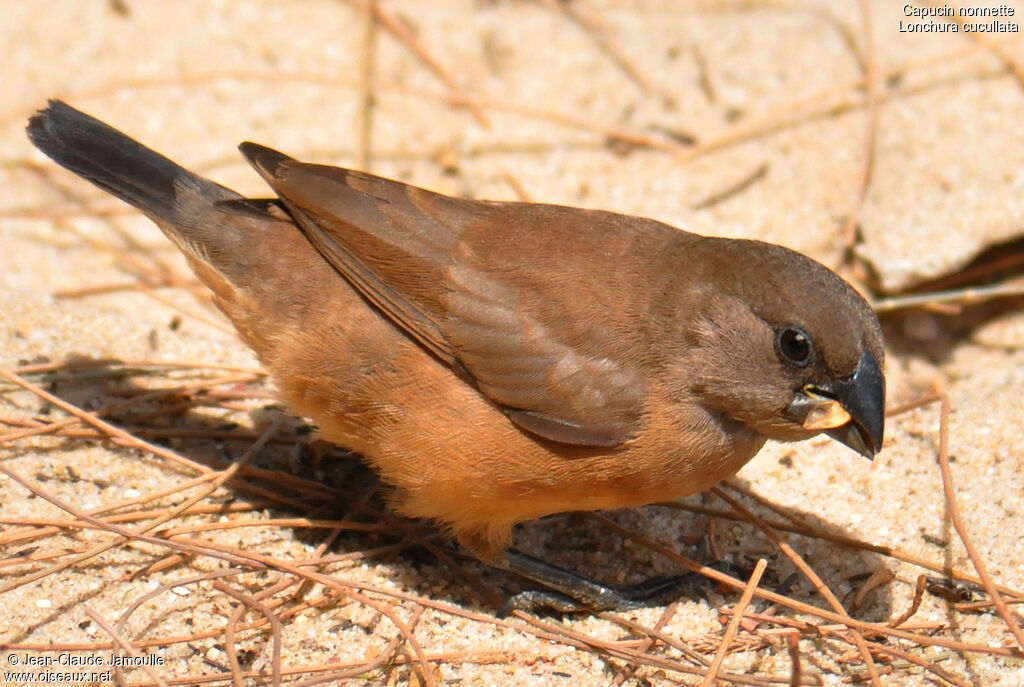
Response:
[[26, 99, 301, 292], [26, 99, 242, 223], [25, 100, 324, 358]]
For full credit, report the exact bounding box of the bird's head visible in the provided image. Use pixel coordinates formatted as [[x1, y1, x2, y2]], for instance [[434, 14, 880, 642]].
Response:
[[678, 238, 885, 459]]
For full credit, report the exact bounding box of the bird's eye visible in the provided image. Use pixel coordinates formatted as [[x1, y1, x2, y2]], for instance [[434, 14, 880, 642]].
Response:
[[776, 326, 813, 366]]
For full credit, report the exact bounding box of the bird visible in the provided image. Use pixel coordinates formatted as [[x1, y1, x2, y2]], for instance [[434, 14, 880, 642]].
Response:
[[27, 100, 885, 610]]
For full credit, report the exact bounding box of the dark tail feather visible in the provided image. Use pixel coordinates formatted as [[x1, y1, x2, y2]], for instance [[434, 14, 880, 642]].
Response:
[[26, 100, 233, 221]]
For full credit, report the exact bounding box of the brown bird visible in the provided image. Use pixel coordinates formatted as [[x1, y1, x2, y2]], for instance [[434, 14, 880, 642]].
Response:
[[28, 100, 885, 609]]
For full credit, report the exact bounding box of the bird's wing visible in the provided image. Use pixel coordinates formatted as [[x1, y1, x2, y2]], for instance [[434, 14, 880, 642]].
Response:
[[241, 143, 646, 447]]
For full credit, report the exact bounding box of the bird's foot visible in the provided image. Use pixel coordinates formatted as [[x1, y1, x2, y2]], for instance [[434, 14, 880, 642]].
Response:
[[497, 550, 740, 615]]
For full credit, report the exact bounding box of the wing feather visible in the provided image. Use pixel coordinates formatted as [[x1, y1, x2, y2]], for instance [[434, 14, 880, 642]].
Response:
[[240, 143, 651, 447]]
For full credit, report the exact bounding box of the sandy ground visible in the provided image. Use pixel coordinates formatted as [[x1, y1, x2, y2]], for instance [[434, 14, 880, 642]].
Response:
[[2, 2, 1024, 685]]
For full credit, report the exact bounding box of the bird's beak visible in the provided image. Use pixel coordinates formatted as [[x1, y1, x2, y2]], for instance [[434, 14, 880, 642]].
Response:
[[786, 349, 885, 460]]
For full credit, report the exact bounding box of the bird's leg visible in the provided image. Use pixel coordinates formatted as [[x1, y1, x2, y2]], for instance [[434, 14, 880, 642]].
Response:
[[494, 550, 738, 615]]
